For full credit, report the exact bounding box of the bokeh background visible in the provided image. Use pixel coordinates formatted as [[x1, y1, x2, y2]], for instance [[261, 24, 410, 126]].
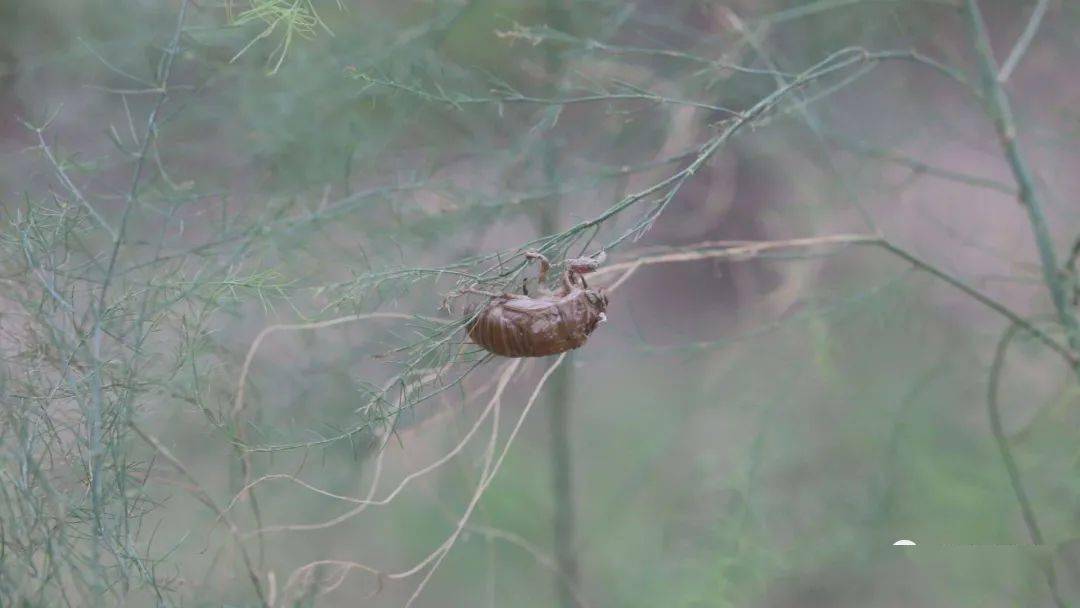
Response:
[[2, 0, 1080, 606]]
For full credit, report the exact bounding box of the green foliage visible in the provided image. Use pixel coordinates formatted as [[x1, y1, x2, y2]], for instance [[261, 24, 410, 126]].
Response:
[[231, 0, 338, 75], [2, 0, 1080, 606]]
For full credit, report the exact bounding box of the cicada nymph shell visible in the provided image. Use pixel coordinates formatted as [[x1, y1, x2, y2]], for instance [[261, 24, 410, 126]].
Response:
[[466, 253, 608, 358]]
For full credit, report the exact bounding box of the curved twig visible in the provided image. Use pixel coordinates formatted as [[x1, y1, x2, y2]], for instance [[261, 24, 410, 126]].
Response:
[[987, 322, 1067, 608]]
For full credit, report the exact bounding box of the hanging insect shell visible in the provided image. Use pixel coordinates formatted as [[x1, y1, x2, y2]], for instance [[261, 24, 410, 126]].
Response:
[[467, 254, 608, 358]]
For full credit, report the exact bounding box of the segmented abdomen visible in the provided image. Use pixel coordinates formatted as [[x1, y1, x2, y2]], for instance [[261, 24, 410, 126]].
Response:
[[467, 291, 601, 357]]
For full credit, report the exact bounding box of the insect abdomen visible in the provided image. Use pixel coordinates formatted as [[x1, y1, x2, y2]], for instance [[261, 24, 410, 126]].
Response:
[[467, 306, 537, 357], [467, 290, 604, 357]]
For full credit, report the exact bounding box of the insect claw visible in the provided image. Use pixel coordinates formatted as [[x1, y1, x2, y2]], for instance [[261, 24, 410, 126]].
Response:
[[567, 251, 606, 275]]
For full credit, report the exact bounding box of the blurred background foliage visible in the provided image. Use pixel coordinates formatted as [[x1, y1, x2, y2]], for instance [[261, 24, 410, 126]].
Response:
[[2, 0, 1080, 606]]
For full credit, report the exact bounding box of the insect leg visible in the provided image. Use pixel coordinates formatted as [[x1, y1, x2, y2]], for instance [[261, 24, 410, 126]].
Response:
[[558, 270, 574, 295], [524, 251, 551, 284], [465, 287, 503, 298]]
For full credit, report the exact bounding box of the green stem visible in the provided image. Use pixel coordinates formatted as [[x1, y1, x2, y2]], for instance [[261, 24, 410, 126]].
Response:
[[988, 324, 1068, 608], [964, 0, 1080, 356]]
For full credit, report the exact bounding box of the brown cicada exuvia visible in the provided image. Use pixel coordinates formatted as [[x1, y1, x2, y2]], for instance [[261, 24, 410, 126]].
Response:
[[466, 251, 608, 358]]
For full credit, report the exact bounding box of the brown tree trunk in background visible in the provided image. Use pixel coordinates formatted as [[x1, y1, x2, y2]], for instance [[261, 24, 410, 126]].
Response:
[[542, 2, 581, 607], [544, 345, 579, 608]]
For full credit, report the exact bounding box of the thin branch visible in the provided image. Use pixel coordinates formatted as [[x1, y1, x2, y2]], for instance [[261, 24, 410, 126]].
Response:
[[581, 47, 977, 252], [595, 233, 882, 277], [593, 234, 1078, 368], [352, 72, 742, 117], [269, 358, 537, 606], [241, 360, 519, 536], [17, 113, 118, 239], [232, 312, 429, 422], [464, 523, 593, 608], [877, 240, 1076, 367], [756, 0, 960, 25], [965, 0, 1080, 355], [987, 323, 1067, 608], [83, 0, 190, 583], [280, 560, 383, 605], [723, 8, 877, 231], [492, 23, 793, 78], [229, 311, 456, 570], [395, 355, 566, 608], [997, 0, 1052, 83], [828, 134, 1017, 196], [96, 0, 190, 315], [130, 422, 268, 607]]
